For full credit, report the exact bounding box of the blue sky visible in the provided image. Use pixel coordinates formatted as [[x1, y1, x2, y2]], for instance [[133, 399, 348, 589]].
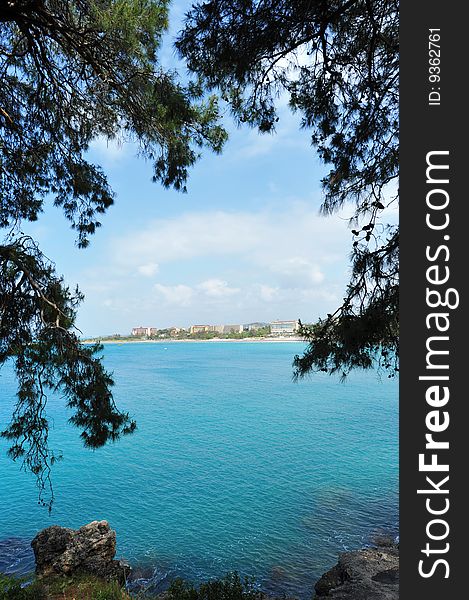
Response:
[[19, 2, 397, 337]]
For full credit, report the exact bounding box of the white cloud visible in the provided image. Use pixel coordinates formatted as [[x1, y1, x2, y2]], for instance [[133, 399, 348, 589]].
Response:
[[137, 262, 159, 277], [112, 210, 264, 265], [76, 202, 357, 334], [111, 204, 352, 272], [269, 256, 324, 286], [233, 108, 308, 160], [198, 279, 240, 298], [258, 285, 280, 302], [153, 283, 194, 307], [88, 135, 132, 165]]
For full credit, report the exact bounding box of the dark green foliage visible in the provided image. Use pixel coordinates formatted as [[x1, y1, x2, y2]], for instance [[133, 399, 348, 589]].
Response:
[[0, 1, 226, 507], [294, 227, 398, 380], [0, 574, 46, 600], [0, 572, 129, 599], [1, 0, 226, 246], [0, 572, 259, 600], [0, 236, 136, 509], [177, 0, 399, 377], [167, 572, 264, 600], [42, 573, 128, 599]]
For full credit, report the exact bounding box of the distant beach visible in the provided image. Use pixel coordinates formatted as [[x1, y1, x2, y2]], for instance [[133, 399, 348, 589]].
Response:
[[82, 337, 306, 344]]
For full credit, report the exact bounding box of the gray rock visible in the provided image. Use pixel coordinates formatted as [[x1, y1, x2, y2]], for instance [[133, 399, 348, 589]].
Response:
[[314, 546, 399, 599], [31, 520, 130, 584]]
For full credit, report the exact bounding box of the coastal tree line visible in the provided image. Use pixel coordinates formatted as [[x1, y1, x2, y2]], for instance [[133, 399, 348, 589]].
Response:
[[0, 0, 398, 506], [90, 325, 274, 341]]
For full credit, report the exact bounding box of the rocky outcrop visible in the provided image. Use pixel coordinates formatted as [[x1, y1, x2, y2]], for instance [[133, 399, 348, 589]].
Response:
[[314, 545, 398, 600], [31, 520, 130, 584]]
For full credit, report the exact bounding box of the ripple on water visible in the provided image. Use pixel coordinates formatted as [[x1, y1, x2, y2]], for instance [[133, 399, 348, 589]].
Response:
[[0, 538, 34, 577], [0, 343, 398, 599]]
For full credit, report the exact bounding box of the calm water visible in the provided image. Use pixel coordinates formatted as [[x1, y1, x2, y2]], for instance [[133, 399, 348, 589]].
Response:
[[0, 342, 398, 598]]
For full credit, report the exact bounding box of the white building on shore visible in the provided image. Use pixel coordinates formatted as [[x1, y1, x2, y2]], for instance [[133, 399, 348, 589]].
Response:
[[190, 324, 243, 334], [131, 326, 158, 337], [270, 320, 300, 335]]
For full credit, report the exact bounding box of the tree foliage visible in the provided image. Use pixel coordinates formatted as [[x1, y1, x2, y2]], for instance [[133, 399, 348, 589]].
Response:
[[177, 0, 399, 378], [0, 0, 226, 507], [1, 0, 226, 245], [1, 236, 138, 507]]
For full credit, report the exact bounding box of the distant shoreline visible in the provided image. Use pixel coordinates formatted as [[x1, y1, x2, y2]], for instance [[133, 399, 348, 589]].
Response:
[[81, 337, 306, 344]]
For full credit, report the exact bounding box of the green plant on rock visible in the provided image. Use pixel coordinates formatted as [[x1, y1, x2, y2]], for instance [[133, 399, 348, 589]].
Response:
[[167, 572, 264, 600], [0, 573, 46, 600]]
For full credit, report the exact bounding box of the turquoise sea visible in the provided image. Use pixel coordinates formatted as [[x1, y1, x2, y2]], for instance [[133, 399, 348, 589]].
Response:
[[0, 342, 398, 598]]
